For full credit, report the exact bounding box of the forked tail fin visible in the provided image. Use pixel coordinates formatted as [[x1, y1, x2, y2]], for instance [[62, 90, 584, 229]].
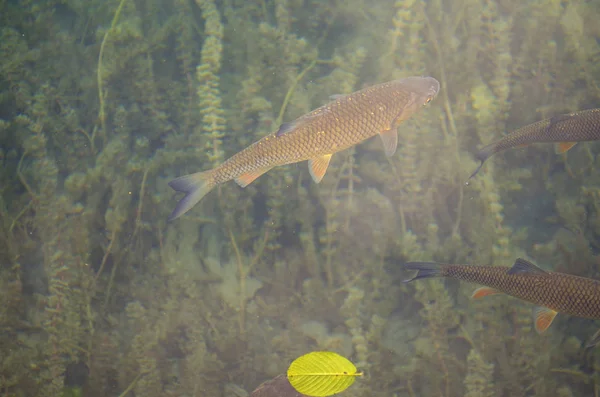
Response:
[[468, 142, 497, 180], [168, 170, 216, 221], [403, 261, 446, 282]]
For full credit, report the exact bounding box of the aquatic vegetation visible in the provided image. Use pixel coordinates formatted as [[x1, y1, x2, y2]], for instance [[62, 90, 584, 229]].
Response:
[[1, 0, 600, 396]]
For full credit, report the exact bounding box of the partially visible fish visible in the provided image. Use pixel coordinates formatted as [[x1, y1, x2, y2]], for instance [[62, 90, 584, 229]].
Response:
[[168, 76, 440, 220], [404, 258, 600, 346], [469, 108, 600, 179]]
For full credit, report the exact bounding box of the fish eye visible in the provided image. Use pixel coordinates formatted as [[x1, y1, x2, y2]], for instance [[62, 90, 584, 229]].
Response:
[[424, 96, 433, 104]]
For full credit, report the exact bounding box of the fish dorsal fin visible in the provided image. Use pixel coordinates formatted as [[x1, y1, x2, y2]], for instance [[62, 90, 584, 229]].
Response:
[[276, 109, 327, 137], [379, 129, 399, 157], [546, 113, 578, 154], [329, 94, 345, 100], [276, 121, 297, 137], [507, 258, 548, 275], [533, 306, 558, 333], [308, 154, 333, 183], [547, 114, 573, 131]]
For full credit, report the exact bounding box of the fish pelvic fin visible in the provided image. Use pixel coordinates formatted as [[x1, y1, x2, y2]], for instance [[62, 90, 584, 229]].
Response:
[[168, 170, 216, 221], [471, 286, 501, 299], [555, 141, 578, 154], [533, 306, 558, 334], [308, 154, 333, 183], [403, 261, 445, 283]]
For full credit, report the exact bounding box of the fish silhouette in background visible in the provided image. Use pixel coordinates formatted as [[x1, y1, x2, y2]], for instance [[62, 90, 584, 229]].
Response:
[[469, 108, 600, 180], [168, 76, 440, 220], [404, 258, 600, 346]]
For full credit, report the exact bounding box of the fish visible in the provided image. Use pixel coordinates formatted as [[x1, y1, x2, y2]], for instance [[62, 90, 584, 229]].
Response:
[[168, 76, 440, 220], [404, 258, 600, 346], [469, 108, 600, 179]]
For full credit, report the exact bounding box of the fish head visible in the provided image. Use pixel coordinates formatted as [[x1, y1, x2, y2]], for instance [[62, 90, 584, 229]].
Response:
[[391, 76, 440, 120]]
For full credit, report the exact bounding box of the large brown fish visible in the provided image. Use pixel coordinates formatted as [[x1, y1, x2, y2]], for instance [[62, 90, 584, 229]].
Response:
[[404, 258, 600, 345], [469, 108, 600, 179], [168, 76, 440, 220]]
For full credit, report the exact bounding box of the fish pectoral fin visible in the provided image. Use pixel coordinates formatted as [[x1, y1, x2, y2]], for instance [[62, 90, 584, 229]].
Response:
[[308, 154, 333, 183], [507, 258, 548, 275], [533, 306, 558, 334], [471, 287, 502, 299], [379, 128, 399, 157], [555, 142, 578, 154], [235, 167, 273, 188]]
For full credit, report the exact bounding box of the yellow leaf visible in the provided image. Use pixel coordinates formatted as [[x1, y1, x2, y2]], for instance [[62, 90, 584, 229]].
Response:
[[287, 352, 363, 397]]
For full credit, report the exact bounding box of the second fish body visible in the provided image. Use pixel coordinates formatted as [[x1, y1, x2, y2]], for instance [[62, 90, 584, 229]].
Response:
[[404, 258, 600, 345], [469, 108, 600, 179]]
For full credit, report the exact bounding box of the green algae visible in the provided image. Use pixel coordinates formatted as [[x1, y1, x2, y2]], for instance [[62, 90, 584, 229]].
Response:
[[1, 0, 600, 396]]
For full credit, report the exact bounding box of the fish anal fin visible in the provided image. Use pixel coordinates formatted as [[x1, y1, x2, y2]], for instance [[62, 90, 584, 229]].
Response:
[[471, 287, 502, 299], [235, 167, 273, 188], [533, 306, 558, 334], [555, 142, 578, 154], [507, 258, 548, 275], [308, 154, 333, 183], [379, 129, 399, 157]]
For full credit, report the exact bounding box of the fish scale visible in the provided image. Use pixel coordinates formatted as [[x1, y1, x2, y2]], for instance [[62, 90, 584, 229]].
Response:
[[168, 76, 439, 220], [404, 259, 600, 345]]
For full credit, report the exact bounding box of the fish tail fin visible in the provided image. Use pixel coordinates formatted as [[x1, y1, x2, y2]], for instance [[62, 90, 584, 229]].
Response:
[[168, 170, 216, 221], [468, 143, 496, 181], [468, 161, 485, 181], [403, 261, 446, 283], [585, 328, 600, 349]]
